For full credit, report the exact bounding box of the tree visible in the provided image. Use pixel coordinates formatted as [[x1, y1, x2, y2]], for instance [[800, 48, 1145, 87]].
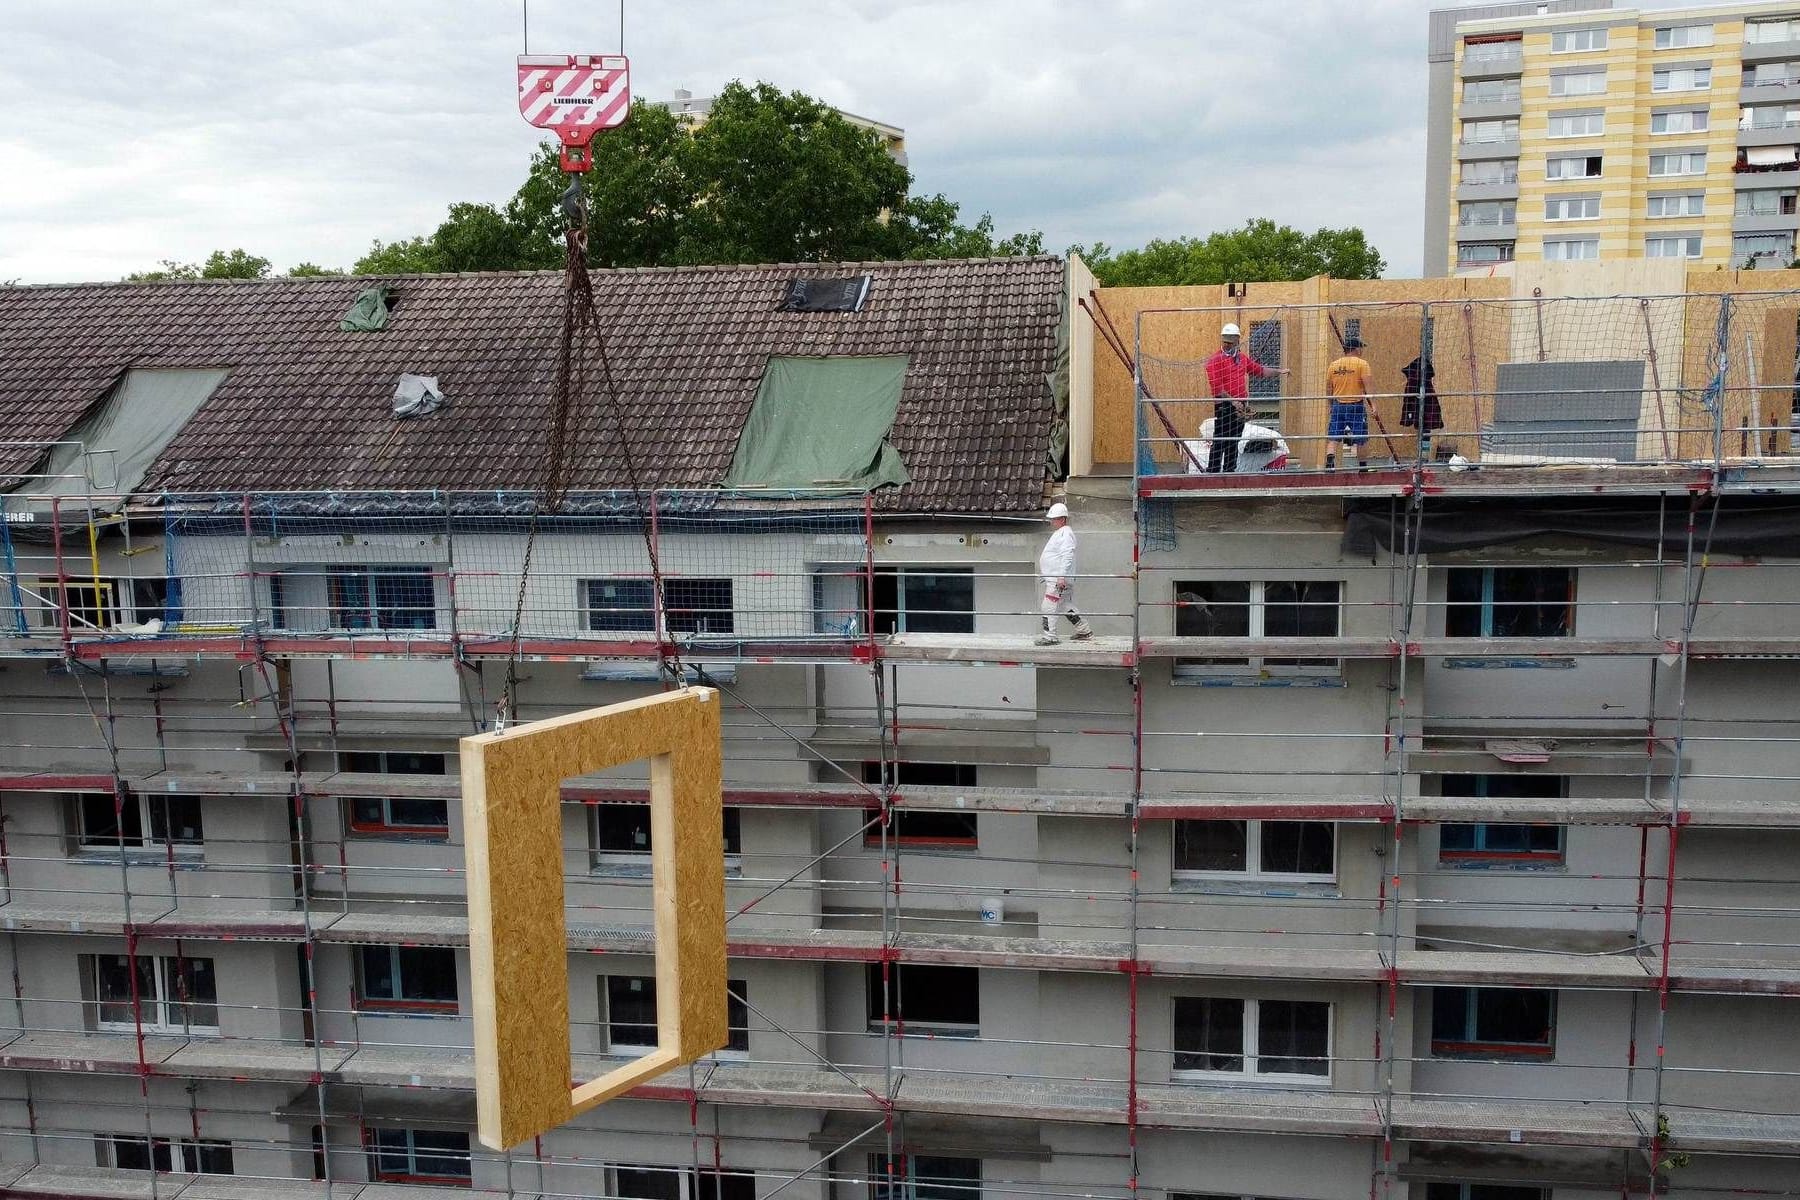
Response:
[[1074, 220, 1386, 286], [353, 236, 442, 275], [199, 249, 272, 279], [286, 262, 342, 277]]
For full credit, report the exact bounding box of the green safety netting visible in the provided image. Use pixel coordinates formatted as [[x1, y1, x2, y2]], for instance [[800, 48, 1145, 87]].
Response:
[[723, 355, 910, 492]]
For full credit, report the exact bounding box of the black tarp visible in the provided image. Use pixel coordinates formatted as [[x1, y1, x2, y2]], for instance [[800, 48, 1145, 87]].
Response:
[[1341, 496, 1800, 559]]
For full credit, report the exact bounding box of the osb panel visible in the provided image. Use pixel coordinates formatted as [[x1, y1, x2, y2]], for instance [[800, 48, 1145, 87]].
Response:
[[462, 688, 726, 1150]]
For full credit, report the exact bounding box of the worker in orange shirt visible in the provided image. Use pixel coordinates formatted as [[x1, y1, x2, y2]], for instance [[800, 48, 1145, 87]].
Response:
[[1324, 335, 1372, 470]]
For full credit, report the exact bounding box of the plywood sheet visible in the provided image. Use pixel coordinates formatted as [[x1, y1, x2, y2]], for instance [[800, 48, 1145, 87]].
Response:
[[462, 688, 726, 1150]]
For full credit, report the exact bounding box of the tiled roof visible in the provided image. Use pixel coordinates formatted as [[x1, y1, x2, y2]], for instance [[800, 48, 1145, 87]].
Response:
[[0, 256, 1063, 513]]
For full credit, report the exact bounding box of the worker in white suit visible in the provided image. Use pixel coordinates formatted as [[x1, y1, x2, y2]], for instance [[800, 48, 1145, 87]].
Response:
[[1036, 502, 1094, 646]]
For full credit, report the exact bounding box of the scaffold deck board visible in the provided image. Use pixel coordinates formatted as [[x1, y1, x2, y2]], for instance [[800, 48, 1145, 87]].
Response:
[[882, 634, 1135, 667]]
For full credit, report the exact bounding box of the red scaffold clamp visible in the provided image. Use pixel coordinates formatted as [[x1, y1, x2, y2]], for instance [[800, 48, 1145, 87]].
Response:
[[517, 53, 631, 173]]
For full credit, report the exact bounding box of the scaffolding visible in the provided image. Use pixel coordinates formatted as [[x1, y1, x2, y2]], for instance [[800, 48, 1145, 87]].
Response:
[[0, 294, 1799, 1198]]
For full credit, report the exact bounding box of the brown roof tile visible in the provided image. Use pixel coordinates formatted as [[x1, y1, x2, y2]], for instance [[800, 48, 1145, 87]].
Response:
[[0, 257, 1063, 513]]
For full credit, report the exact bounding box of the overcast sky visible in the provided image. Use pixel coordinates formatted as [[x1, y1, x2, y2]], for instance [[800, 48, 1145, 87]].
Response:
[[0, 0, 1690, 284]]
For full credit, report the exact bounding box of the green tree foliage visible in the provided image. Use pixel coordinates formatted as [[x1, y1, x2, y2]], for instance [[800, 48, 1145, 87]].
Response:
[[1074, 220, 1387, 286], [125, 248, 273, 282], [352, 236, 442, 275], [285, 262, 341, 277]]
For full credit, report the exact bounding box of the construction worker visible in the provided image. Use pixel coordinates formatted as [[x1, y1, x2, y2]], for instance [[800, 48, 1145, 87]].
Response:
[[1036, 502, 1093, 646], [1324, 334, 1372, 470], [1203, 323, 1287, 473]]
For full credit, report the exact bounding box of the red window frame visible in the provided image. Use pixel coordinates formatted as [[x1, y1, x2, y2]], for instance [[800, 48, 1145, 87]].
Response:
[[353, 946, 459, 1015], [361, 1128, 472, 1187], [346, 795, 450, 839]]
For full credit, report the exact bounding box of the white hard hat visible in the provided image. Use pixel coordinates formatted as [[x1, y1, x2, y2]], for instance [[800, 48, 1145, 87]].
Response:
[[1221, 323, 1241, 337], [1046, 502, 1069, 520]]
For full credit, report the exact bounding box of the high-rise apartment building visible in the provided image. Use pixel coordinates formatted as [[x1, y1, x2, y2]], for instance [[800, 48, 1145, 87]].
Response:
[[1425, 1, 1800, 275]]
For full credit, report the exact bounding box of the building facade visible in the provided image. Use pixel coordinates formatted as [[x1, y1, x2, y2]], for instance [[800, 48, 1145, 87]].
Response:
[[0, 259, 1798, 1199], [1426, 0, 1800, 276]]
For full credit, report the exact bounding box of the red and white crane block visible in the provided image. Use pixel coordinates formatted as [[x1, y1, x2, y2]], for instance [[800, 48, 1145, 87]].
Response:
[[517, 54, 631, 172]]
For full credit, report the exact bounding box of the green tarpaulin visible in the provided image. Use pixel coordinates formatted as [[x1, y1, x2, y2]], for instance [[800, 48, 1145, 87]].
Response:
[[723, 355, 910, 492], [340, 286, 390, 332]]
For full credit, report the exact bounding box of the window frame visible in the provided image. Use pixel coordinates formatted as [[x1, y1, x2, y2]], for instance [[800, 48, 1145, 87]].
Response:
[[1461, 78, 1522, 104], [1172, 580, 1343, 679], [1547, 69, 1604, 98], [365, 1127, 473, 1186], [1648, 151, 1707, 178], [1747, 19, 1800, 46], [1651, 66, 1711, 93], [1445, 567, 1575, 640], [1644, 234, 1703, 259], [1459, 200, 1517, 228], [339, 750, 450, 839], [1545, 154, 1603, 181], [1647, 192, 1705, 219], [1430, 986, 1557, 1059], [591, 802, 742, 872], [1545, 110, 1604, 139], [97, 1133, 234, 1175], [1173, 820, 1337, 884], [1460, 159, 1519, 185], [354, 944, 459, 1014], [1549, 28, 1606, 54], [1653, 24, 1713, 50], [1172, 996, 1333, 1083], [1460, 118, 1519, 145], [870, 1154, 982, 1200], [1649, 109, 1709, 136], [1456, 242, 1515, 266], [601, 974, 750, 1058], [320, 566, 438, 632], [71, 792, 203, 860], [1735, 189, 1798, 217], [865, 962, 980, 1037], [861, 762, 980, 848], [1424, 1185, 1549, 1200], [33, 576, 166, 632], [868, 567, 977, 636], [89, 953, 218, 1035], [1542, 194, 1599, 222], [581, 576, 737, 637]]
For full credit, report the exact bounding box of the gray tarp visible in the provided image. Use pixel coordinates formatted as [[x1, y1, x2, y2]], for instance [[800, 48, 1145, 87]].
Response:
[[23, 368, 230, 503], [723, 355, 910, 492], [1342, 498, 1800, 559]]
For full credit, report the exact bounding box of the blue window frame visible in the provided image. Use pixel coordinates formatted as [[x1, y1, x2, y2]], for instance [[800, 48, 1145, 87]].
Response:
[[1439, 775, 1566, 864], [1446, 567, 1573, 638], [327, 567, 436, 631], [1430, 987, 1555, 1058], [366, 1128, 471, 1184]]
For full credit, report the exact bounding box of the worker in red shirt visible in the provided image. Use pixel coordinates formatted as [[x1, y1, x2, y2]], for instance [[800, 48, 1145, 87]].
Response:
[[1203, 323, 1288, 473]]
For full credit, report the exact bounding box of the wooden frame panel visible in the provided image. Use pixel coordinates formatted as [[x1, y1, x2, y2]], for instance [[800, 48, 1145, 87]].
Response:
[[461, 688, 726, 1150]]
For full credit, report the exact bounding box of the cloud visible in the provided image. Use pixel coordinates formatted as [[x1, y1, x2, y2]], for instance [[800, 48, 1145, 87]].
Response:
[[0, 0, 1694, 284]]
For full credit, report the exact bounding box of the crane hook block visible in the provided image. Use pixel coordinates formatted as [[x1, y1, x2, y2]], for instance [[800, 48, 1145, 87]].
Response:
[[517, 54, 631, 173]]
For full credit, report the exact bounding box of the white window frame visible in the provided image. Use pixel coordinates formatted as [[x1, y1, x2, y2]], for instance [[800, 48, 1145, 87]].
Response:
[[1545, 154, 1602, 181], [1652, 66, 1712, 93], [90, 954, 218, 1036], [1550, 28, 1606, 53], [1736, 189, 1795, 217], [1648, 152, 1707, 177], [1171, 580, 1343, 679], [1172, 996, 1334, 1084], [1462, 78, 1522, 104], [1650, 109, 1710, 136], [601, 974, 750, 1060], [1173, 819, 1338, 884], [1747, 19, 1800, 45], [1459, 200, 1516, 227], [1647, 193, 1705, 219], [1543, 195, 1599, 222], [1461, 118, 1519, 144], [1542, 238, 1600, 261], [1548, 70, 1604, 97], [1546, 111, 1604, 138], [71, 792, 203, 860], [97, 1134, 233, 1174], [1645, 235, 1703, 259], [1460, 159, 1518, 185], [1741, 103, 1800, 131], [591, 803, 742, 874], [31, 575, 166, 633], [1457, 242, 1515, 265], [1654, 24, 1713, 50], [366, 1127, 472, 1185], [1734, 232, 1797, 262]]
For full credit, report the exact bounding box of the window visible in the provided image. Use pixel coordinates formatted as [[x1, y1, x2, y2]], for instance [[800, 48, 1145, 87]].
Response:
[[1425, 1187, 1547, 1200], [1742, 104, 1800, 130], [1648, 192, 1704, 218], [866, 963, 978, 1035], [1464, 34, 1524, 64], [367, 1128, 471, 1185], [1542, 195, 1598, 221], [1459, 200, 1515, 227], [871, 569, 976, 635], [1460, 159, 1518, 185], [611, 1165, 756, 1200], [1645, 235, 1703, 259], [1736, 232, 1797, 263], [1654, 24, 1712, 50], [583, 577, 735, 635], [593, 803, 741, 867], [1747, 19, 1800, 45], [780, 274, 872, 313], [1245, 320, 1284, 423], [1440, 775, 1567, 865], [603, 975, 749, 1055], [871, 1155, 981, 1200], [1461, 118, 1519, 144], [1549, 28, 1605, 53], [1546, 154, 1602, 180], [1548, 70, 1604, 97], [34, 576, 166, 632], [97, 1135, 233, 1174], [1652, 67, 1710, 92], [1746, 60, 1800, 87], [1173, 820, 1334, 882], [1649, 151, 1706, 177], [1462, 78, 1521, 103], [88, 954, 217, 1034], [1172, 580, 1341, 677], [1173, 997, 1330, 1080], [340, 750, 448, 838], [1457, 242, 1514, 265], [71, 793, 202, 857], [1650, 109, 1709, 135], [1541, 238, 1599, 261], [1736, 189, 1798, 217], [356, 945, 457, 1013], [326, 567, 436, 631], [862, 762, 979, 846], [1546, 111, 1603, 138], [1446, 568, 1573, 638], [1431, 987, 1556, 1058]]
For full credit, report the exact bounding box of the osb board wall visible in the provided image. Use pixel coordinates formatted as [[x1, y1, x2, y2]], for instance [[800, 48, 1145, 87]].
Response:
[[1084, 270, 1800, 470]]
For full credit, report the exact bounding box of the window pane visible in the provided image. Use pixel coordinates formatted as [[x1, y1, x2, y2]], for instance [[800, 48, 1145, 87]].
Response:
[[891, 811, 979, 843], [666, 578, 734, 634], [608, 975, 658, 1047], [727, 980, 749, 1052], [1474, 989, 1554, 1046], [360, 947, 397, 1000], [194, 1142, 235, 1174], [396, 947, 456, 1004], [1260, 822, 1334, 876], [328, 573, 372, 629], [171, 957, 218, 1028], [371, 1128, 411, 1176], [410, 1130, 472, 1180], [615, 1166, 684, 1200], [149, 796, 204, 845], [79, 793, 141, 847], [1173, 996, 1244, 1072], [386, 797, 450, 830], [1490, 568, 1572, 637], [372, 570, 435, 630], [586, 579, 656, 631], [598, 804, 654, 854], [900, 571, 975, 634], [349, 797, 388, 828], [1261, 581, 1340, 638], [868, 963, 978, 1027], [1257, 999, 1330, 1076], [385, 752, 446, 775], [1174, 582, 1250, 636], [110, 1136, 154, 1171], [912, 1156, 981, 1200], [1174, 821, 1248, 872], [1440, 824, 1478, 852]]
